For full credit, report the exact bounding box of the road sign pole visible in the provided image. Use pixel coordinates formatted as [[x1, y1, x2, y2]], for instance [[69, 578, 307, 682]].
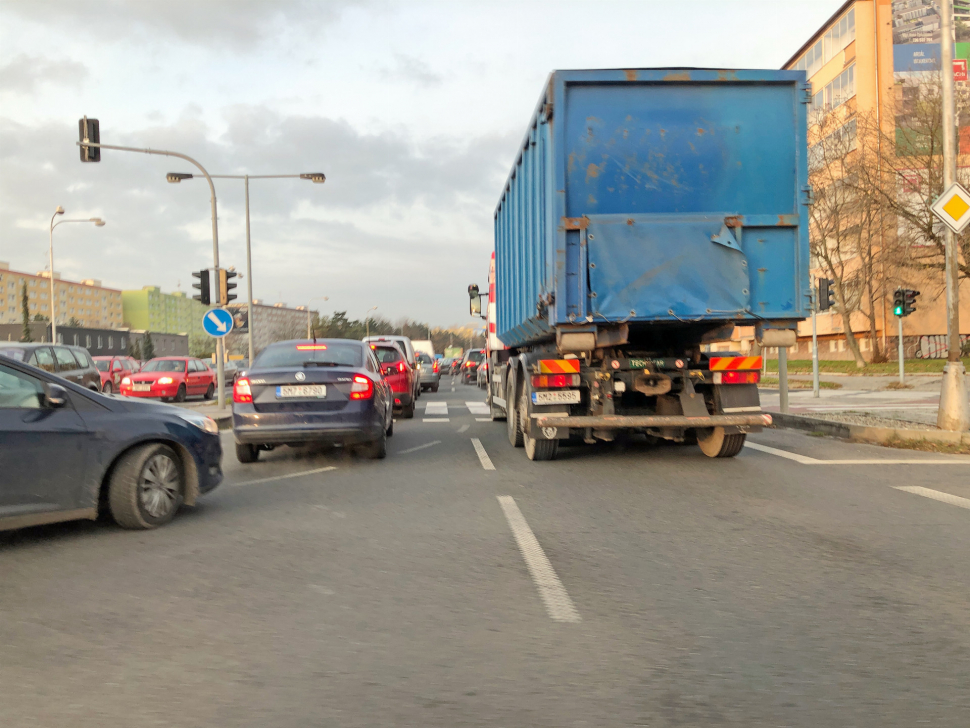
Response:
[[811, 285, 819, 399], [898, 316, 905, 385]]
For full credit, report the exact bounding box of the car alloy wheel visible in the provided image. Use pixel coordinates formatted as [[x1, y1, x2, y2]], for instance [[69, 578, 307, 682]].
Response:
[[173, 385, 186, 402], [139, 453, 181, 519]]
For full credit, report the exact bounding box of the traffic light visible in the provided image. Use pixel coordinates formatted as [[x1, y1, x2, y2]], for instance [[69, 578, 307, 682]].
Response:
[[903, 289, 920, 316], [817, 278, 835, 311], [219, 268, 238, 305], [78, 117, 100, 162], [893, 288, 905, 317], [192, 269, 210, 305]]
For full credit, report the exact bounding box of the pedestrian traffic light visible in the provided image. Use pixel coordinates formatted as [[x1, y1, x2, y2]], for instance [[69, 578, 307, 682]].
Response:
[[817, 278, 835, 311], [192, 269, 210, 305], [78, 117, 100, 162], [219, 268, 238, 305], [903, 289, 920, 316], [893, 288, 905, 317]]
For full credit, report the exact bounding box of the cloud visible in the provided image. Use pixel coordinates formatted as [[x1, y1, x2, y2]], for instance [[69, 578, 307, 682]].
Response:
[[378, 53, 443, 88], [0, 0, 365, 51], [0, 54, 88, 94], [0, 109, 516, 325]]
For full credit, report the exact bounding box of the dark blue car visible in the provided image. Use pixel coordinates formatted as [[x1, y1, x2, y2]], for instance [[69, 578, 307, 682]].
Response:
[[0, 354, 222, 532], [232, 339, 393, 462]]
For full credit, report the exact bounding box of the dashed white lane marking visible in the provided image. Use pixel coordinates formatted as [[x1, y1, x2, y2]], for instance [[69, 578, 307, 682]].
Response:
[[894, 486, 970, 510], [745, 441, 970, 465], [476, 417, 492, 422], [451, 387, 455, 392], [497, 496, 581, 623], [397, 440, 441, 455], [425, 401, 448, 416], [422, 418, 451, 423], [471, 438, 495, 470], [457, 424, 470, 433], [231, 466, 337, 486], [466, 400, 489, 415]]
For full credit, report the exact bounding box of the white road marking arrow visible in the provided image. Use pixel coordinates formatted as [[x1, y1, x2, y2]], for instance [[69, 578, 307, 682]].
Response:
[[207, 311, 228, 333]]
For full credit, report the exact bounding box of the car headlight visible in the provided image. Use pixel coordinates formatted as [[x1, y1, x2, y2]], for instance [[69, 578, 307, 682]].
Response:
[[158, 376, 174, 385], [121, 377, 131, 385], [175, 411, 219, 435]]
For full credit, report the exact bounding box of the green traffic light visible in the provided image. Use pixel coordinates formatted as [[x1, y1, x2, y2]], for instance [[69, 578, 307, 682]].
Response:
[[894, 305, 903, 316]]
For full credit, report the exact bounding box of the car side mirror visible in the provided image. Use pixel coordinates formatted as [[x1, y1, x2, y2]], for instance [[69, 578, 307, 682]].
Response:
[[468, 283, 482, 317], [43, 382, 69, 408]]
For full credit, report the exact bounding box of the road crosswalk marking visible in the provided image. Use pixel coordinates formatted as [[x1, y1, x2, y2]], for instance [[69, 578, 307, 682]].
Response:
[[425, 401, 448, 416], [466, 401, 489, 415], [497, 496, 581, 623]]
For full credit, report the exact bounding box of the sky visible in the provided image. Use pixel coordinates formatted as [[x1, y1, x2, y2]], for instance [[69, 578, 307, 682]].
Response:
[[0, 0, 846, 327]]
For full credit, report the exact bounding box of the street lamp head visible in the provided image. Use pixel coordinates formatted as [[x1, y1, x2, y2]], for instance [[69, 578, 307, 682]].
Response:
[[166, 172, 194, 184], [91, 218, 105, 226], [55, 206, 65, 215], [300, 173, 327, 184]]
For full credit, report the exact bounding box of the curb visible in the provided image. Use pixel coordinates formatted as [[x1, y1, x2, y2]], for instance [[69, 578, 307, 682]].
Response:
[[770, 412, 970, 447]]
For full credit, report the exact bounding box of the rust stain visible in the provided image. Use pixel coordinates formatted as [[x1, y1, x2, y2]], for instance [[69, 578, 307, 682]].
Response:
[[626, 218, 635, 226], [697, 128, 706, 136], [624, 69, 638, 82], [777, 214, 799, 226], [716, 70, 739, 82], [562, 217, 589, 230], [585, 162, 602, 182], [664, 71, 691, 81], [724, 216, 743, 228]]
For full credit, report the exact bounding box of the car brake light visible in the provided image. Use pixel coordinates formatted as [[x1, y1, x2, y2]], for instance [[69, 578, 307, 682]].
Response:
[[350, 374, 374, 400], [158, 376, 174, 384], [532, 374, 580, 388], [398, 361, 406, 373], [296, 344, 328, 350], [465, 361, 474, 367], [432, 362, 438, 372], [233, 377, 253, 403], [713, 371, 760, 385]]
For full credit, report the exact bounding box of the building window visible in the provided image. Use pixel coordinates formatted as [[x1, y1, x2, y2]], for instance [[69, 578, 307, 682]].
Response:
[[73, 334, 79, 345], [97, 336, 102, 349], [108, 336, 114, 350], [795, 8, 855, 78], [86, 335, 92, 348], [811, 64, 855, 115]]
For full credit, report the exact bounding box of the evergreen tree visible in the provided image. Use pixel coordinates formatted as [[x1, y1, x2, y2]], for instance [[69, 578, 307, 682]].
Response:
[[20, 282, 32, 342], [142, 331, 156, 360], [129, 339, 142, 360]]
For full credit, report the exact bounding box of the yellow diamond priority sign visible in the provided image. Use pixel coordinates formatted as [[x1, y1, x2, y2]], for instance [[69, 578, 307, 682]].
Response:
[[931, 182, 970, 233]]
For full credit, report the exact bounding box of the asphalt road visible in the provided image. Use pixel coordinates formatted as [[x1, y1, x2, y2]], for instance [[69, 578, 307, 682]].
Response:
[[2, 377, 969, 727]]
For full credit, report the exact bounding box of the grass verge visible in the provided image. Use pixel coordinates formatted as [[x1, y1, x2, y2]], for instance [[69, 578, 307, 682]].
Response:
[[880, 436, 970, 456], [761, 377, 842, 389], [765, 358, 970, 376]]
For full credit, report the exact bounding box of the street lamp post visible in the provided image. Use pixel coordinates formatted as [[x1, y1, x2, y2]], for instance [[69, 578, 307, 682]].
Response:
[[364, 306, 378, 338], [166, 172, 326, 364], [307, 296, 329, 338], [76, 137, 228, 408], [48, 208, 106, 343]]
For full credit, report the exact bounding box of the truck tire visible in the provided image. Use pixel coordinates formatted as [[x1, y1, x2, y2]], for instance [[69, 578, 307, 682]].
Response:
[[524, 432, 559, 461], [506, 375, 523, 447], [697, 427, 746, 458]]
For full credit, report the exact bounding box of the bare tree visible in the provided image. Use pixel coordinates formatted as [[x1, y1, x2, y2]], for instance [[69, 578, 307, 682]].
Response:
[[807, 108, 885, 366]]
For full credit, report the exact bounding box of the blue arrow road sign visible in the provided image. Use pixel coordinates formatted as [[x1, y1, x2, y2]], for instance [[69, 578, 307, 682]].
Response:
[[202, 307, 234, 338]]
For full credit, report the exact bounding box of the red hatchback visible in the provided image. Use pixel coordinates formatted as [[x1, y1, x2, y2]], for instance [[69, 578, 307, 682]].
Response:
[[93, 355, 140, 394], [120, 357, 215, 402], [371, 343, 415, 418]]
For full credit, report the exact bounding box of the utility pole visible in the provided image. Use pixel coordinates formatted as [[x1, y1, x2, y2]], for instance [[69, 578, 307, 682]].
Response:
[[811, 285, 820, 398], [938, 0, 970, 431]]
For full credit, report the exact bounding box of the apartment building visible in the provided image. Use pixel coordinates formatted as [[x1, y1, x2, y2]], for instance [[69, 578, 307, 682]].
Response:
[[226, 300, 313, 354], [0, 262, 124, 329]]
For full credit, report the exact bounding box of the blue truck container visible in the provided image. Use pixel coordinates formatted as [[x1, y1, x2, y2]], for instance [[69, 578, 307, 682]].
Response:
[[471, 68, 810, 462], [493, 67, 811, 348]]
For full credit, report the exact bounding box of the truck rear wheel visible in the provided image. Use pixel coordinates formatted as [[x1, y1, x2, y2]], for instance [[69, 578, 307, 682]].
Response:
[[524, 432, 558, 461], [506, 376, 523, 447], [697, 427, 746, 458]]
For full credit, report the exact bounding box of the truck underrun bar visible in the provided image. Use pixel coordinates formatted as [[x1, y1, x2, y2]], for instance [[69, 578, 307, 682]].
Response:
[[533, 414, 773, 428]]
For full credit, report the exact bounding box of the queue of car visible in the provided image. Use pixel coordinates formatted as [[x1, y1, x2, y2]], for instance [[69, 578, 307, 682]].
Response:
[[1, 332, 486, 534]]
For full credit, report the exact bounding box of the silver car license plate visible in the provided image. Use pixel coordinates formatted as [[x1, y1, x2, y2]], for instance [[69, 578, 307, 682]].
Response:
[[276, 385, 327, 399], [532, 390, 580, 405]]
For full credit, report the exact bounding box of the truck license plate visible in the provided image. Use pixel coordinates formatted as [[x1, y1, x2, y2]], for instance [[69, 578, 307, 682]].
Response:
[[532, 390, 580, 405], [276, 385, 327, 398]]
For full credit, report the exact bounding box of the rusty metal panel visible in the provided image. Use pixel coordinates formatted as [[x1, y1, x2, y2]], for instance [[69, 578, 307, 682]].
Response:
[[494, 68, 810, 349]]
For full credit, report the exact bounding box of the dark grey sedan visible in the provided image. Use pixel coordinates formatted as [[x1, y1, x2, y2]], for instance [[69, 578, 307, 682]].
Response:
[[231, 339, 393, 462], [0, 354, 222, 532]]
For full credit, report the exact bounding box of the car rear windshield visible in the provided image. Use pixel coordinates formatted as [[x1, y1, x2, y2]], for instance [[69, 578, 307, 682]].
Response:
[[372, 346, 403, 364], [255, 342, 363, 368], [95, 360, 111, 371], [142, 359, 187, 373], [0, 347, 26, 361], [416, 353, 433, 364], [466, 350, 484, 363]]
